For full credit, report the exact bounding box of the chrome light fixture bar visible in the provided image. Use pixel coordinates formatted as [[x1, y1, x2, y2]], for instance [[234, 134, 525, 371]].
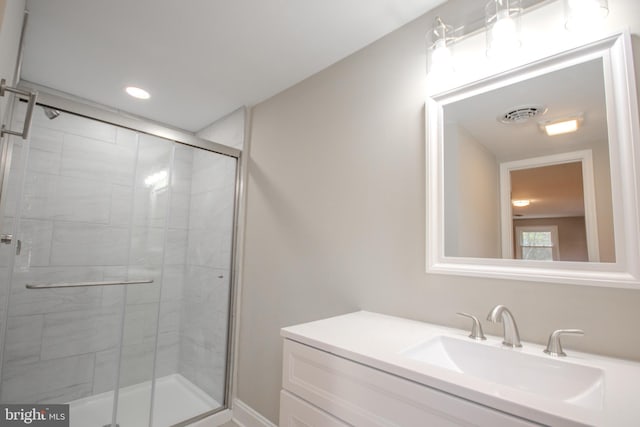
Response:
[[426, 0, 551, 75], [427, 0, 611, 74], [445, 0, 553, 40]]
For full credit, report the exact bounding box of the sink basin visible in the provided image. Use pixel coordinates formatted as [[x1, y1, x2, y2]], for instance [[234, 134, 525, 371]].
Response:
[[402, 336, 604, 409]]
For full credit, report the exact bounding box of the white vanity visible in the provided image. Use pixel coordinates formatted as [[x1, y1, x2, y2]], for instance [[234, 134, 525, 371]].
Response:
[[279, 311, 640, 426]]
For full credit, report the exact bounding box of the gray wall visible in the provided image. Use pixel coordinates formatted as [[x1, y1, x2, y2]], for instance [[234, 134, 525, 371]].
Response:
[[444, 124, 501, 258], [196, 107, 246, 151], [238, 0, 640, 423]]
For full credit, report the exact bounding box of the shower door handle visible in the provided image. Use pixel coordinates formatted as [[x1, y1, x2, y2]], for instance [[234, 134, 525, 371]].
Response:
[[0, 235, 20, 254], [25, 279, 154, 289], [0, 79, 38, 140]]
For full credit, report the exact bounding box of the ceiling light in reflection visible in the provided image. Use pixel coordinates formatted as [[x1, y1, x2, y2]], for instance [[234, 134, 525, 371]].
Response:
[[512, 199, 531, 207], [543, 119, 579, 136]]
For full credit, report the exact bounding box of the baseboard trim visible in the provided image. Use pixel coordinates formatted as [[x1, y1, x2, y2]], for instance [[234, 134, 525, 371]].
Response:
[[232, 399, 278, 427]]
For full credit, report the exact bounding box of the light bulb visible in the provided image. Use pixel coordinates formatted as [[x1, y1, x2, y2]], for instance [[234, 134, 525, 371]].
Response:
[[488, 10, 520, 57], [428, 17, 455, 78], [512, 200, 531, 207], [565, 0, 608, 31], [485, 1, 522, 58], [430, 39, 454, 75]]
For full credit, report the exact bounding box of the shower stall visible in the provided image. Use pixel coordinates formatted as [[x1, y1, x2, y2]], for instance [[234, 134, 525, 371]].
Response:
[[0, 93, 240, 426]]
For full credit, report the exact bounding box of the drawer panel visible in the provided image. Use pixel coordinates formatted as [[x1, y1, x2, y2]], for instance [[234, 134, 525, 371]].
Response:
[[280, 390, 351, 427], [282, 339, 541, 427]]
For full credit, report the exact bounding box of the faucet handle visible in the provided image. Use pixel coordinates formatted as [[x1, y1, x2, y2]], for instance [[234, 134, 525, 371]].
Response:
[[544, 329, 584, 357], [456, 312, 486, 341]]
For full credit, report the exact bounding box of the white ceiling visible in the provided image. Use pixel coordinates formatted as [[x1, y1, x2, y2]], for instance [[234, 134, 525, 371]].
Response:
[[21, 0, 446, 132], [511, 162, 585, 218], [444, 58, 608, 219], [444, 58, 608, 163]]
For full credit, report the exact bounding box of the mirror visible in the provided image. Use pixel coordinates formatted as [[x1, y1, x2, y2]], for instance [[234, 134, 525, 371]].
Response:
[[426, 33, 640, 287], [443, 58, 614, 263]]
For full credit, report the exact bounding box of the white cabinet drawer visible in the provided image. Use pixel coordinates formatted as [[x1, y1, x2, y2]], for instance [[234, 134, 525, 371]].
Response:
[[280, 390, 351, 427], [282, 339, 542, 427]]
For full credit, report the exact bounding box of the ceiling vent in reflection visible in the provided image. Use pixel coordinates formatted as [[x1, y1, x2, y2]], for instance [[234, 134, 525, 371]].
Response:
[[498, 105, 547, 124]]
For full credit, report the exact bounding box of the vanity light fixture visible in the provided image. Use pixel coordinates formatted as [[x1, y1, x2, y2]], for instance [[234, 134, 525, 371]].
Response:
[[564, 0, 609, 31], [427, 17, 456, 77], [485, 0, 522, 58], [540, 115, 583, 136], [125, 86, 151, 100], [512, 199, 530, 207]]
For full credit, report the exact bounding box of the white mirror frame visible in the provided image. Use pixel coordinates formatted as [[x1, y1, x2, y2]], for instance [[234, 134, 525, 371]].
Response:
[[426, 32, 640, 288]]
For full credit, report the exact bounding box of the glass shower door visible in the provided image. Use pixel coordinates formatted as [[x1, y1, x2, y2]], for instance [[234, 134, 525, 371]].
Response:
[[0, 99, 238, 427], [0, 103, 161, 427], [151, 145, 236, 426]]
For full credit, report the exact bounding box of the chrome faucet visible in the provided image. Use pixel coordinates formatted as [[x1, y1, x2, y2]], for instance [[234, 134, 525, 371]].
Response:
[[544, 329, 584, 357], [486, 305, 522, 348], [456, 312, 486, 340]]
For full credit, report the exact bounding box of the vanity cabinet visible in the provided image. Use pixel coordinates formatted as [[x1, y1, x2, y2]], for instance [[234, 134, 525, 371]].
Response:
[[280, 338, 541, 427]]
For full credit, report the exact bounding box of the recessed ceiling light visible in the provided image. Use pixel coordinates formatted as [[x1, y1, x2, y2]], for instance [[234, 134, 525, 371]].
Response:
[[125, 86, 151, 100], [512, 200, 530, 207]]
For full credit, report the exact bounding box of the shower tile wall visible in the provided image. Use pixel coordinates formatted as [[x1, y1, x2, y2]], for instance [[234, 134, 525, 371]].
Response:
[[0, 106, 235, 405], [154, 143, 192, 380], [180, 151, 235, 403]]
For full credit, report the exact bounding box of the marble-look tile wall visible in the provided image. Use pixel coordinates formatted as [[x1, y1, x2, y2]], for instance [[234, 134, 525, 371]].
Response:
[[179, 150, 235, 404], [0, 105, 235, 406]]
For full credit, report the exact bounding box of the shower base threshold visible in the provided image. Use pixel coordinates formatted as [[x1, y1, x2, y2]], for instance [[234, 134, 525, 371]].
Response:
[[69, 373, 220, 427]]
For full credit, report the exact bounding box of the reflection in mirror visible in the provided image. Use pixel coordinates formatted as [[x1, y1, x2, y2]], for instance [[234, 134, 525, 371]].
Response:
[[511, 162, 585, 261], [443, 58, 615, 263]]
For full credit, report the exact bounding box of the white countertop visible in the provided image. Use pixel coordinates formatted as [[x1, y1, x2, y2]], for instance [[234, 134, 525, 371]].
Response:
[[281, 311, 640, 427]]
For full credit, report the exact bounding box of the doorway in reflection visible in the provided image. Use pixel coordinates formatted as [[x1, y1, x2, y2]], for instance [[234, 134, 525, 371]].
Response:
[[510, 161, 588, 262]]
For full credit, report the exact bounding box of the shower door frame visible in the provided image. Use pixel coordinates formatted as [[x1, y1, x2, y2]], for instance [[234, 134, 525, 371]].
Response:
[[1, 85, 242, 426]]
